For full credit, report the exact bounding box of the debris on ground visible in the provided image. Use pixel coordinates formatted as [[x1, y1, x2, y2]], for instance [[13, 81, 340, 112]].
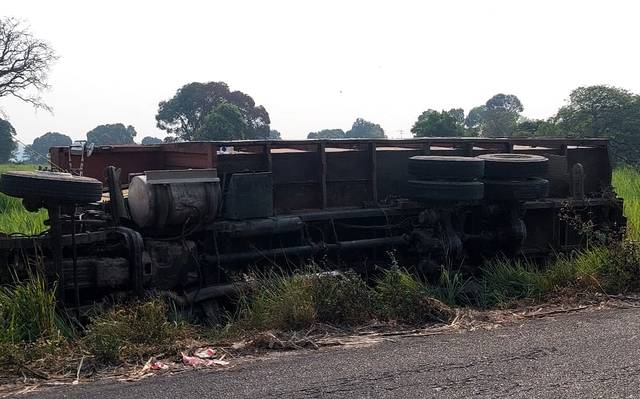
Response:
[[181, 352, 229, 367]]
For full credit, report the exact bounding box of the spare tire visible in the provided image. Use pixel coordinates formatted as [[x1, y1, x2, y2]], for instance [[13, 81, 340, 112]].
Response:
[[0, 171, 103, 204], [407, 180, 484, 201], [408, 156, 484, 180], [483, 178, 549, 201], [478, 153, 548, 179]]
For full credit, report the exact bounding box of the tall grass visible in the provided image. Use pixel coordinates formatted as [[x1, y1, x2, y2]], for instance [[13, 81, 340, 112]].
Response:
[[613, 167, 640, 240], [0, 164, 48, 235]]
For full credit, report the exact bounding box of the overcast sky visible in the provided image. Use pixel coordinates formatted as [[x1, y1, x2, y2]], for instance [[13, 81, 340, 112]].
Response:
[[2, 0, 640, 143]]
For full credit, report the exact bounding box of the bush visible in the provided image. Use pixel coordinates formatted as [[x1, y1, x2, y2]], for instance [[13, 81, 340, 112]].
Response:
[[311, 272, 373, 325], [235, 272, 316, 332], [83, 299, 182, 364], [374, 266, 454, 323], [0, 274, 71, 368], [0, 276, 60, 344], [482, 258, 547, 307]]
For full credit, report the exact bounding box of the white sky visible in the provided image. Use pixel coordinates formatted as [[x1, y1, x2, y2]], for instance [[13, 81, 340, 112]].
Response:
[[2, 0, 640, 143]]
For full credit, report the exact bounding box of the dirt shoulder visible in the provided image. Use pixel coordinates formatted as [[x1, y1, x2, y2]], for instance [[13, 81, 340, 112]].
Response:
[[4, 293, 639, 398]]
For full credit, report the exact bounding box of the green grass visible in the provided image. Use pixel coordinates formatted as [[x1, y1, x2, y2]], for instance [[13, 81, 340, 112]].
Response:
[[83, 299, 184, 364], [613, 167, 640, 240], [0, 164, 48, 235], [233, 267, 455, 332]]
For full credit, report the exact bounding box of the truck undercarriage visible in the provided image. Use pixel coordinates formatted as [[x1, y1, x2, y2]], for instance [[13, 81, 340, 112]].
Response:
[[0, 138, 626, 311]]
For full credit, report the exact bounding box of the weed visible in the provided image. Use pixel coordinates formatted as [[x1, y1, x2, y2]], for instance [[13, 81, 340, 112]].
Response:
[[311, 271, 373, 325], [430, 266, 473, 306], [0, 273, 71, 368], [83, 298, 182, 364], [613, 167, 640, 240], [0, 275, 68, 344], [234, 271, 316, 332], [0, 164, 48, 235], [374, 266, 454, 323], [481, 257, 547, 307]]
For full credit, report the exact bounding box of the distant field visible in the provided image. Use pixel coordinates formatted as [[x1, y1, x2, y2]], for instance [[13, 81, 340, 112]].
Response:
[[0, 164, 48, 235]]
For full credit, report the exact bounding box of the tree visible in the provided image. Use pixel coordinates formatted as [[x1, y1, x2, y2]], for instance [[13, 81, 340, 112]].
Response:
[[25, 131, 71, 163], [464, 105, 486, 135], [141, 136, 163, 145], [0, 18, 57, 111], [0, 118, 16, 163], [345, 118, 385, 138], [411, 109, 465, 137], [268, 130, 282, 140], [156, 81, 270, 141], [86, 123, 137, 145], [554, 85, 638, 137], [307, 129, 346, 139], [514, 118, 542, 137], [195, 103, 249, 141], [482, 94, 524, 137], [552, 85, 640, 163]]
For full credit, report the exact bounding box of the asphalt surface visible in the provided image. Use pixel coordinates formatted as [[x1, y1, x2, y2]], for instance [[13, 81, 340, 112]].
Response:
[[24, 307, 640, 398]]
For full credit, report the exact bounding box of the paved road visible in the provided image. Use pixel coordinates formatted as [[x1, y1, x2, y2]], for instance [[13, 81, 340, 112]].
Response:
[[27, 307, 640, 398]]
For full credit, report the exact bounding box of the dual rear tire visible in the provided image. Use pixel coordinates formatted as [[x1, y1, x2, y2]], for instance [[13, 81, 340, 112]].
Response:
[[407, 153, 549, 202]]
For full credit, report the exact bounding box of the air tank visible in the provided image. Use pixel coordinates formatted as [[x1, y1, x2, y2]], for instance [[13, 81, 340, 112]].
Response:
[[128, 169, 221, 228]]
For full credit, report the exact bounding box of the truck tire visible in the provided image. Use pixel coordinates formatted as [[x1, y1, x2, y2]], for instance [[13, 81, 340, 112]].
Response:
[[407, 180, 484, 201], [0, 171, 103, 204], [408, 156, 484, 180], [483, 178, 549, 201], [478, 153, 548, 179]]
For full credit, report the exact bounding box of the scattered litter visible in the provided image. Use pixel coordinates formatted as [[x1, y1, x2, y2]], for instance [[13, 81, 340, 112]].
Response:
[[181, 353, 229, 367], [150, 361, 169, 371], [194, 348, 217, 359], [72, 356, 85, 385]]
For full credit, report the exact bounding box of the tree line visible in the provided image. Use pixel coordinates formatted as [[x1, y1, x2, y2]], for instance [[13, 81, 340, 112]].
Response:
[[409, 87, 640, 164], [1, 16, 639, 165]]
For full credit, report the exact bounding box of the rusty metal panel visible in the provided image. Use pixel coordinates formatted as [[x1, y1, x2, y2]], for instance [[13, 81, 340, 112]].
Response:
[[327, 181, 370, 207], [223, 172, 273, 220], [376, 149, 421, 200], [216, 153, 268, 175], [326, 150, 369, 180], [567, 147, 611, 194], [272, 151, 320, 184], [274, 183, 320, 213]]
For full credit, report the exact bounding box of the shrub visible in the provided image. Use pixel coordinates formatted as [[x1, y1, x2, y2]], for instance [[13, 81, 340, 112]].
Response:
[[0, 274, 70, 368], [83, 298, 181, 363], [482, 258, 547, 307], [374, 266, 454, 323], [235, 272, 316, 331], [0, 275, 68, 344], [311, 271, 373, 325]]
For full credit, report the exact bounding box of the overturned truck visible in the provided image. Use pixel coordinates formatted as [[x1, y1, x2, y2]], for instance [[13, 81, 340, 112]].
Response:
[[0, 138, 626, 308]]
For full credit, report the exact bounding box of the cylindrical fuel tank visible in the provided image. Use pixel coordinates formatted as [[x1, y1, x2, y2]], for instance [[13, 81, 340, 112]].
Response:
[[128, 169, 221, 228]]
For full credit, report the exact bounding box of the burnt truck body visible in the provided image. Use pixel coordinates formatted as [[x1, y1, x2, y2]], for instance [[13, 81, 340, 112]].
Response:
[[0, 138, 626, 307]]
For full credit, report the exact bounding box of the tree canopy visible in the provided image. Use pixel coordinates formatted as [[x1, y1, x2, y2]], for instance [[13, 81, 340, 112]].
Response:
[[25, 131, 71, 163], [345, 118, 385, 138], [268, 129, 282, 140], [141, 136, 163, 145], [156, 81, 271, 141], [464, 105, 486, 134], [0, 118, 16, 163], [86, 123, 137, 145], [552, 85, 640, 163], [481, 94, 523, 137], [195, 102, 249, 141], [0, 17, 57, 111], [307, 129, 346, 139], [411, 109, 465, 137]]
